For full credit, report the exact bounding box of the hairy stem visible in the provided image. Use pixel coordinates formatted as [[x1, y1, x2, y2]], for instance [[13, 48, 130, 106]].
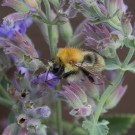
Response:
[[56, 99, 63, 135], [43, 1, 62, 134], [94, 48, 134, 122], [43, 0, 56, 57], [48, 25, 56, 57]]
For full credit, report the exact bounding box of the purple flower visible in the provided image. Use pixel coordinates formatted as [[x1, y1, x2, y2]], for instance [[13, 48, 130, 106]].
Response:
[[0, 15, 32, 38], [104, 79, 127, 110], [30, 106, 51, 118], [32, 72, 58, 88], [83, 22, 124, 52], [3, 12, 29, 28], [60, 83, 92, 117], [0, 32, 44, 71], [95, 70, 128, 111]]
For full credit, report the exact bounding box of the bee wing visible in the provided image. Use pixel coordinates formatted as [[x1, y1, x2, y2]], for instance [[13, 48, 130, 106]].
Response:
[[74, 63, 102, 78], [74, 63, 111, 85]]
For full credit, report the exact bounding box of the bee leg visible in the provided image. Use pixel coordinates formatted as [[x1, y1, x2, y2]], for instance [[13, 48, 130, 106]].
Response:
[[87, 75, 104, 85], [87, 74, 95, 83], [83, 70, 103, 85], [61, 71, 77, 79]]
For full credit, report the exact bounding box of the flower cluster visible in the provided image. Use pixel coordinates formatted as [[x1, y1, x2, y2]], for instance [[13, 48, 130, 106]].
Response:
[[0, 0, 135, 135]]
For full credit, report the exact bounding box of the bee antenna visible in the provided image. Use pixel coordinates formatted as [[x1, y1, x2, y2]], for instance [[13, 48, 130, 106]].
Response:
[[33, 57, 48, 62], [33, 57, 55, 63]]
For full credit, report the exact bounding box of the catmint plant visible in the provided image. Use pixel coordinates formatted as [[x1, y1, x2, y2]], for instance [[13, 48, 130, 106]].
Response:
[[0, 0, 135, 135]]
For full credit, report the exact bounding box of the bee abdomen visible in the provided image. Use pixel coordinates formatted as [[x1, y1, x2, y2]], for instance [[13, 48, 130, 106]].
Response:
[[83, 52, 97, 66]]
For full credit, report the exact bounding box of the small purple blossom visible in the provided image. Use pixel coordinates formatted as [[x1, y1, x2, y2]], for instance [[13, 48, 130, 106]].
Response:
[[0, 16, 32, 38], [83, 22, 124, 52], [3, 12, 29, 29], [33, 106, 51, 118], [32, 72, 59, 88], [0, 32, 44, 71]]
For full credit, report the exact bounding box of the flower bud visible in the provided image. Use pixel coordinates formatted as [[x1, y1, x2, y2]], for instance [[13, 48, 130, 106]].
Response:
[[104, 0, 117, 16], [24, 0, 38, 9], [59, 21, 73, 41], [69, 105, 92, 117], [117, 0, 128, 17], [121, 12, 133, 36], [105, 80, 127, 110], [27, 119, 41, 133], [3, 12, 28, 29], [2, 0, 29, 13], [32, 106, 51, 118]]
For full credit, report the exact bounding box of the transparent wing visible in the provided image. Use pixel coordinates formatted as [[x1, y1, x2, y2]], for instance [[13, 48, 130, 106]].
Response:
[[74, 63, 111, 85]]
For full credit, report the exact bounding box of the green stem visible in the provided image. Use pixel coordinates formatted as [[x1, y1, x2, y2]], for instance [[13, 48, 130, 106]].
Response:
[[94, 48, 134, 122], [107, 20, 122, 31], [94, 70, 124, 122], [123, 48, 135, 66], [48, 25, 56, 58], [114, 50, 121, 66], [48, 116, 86, 135], [43, 0, 51, 20], [56, 99, 63, 135], [43, 0, 56, 57], [43, 1, 62, 134]]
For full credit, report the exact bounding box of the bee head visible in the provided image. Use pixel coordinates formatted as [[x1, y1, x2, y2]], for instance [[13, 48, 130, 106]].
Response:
[[51, 62, 64, 76]]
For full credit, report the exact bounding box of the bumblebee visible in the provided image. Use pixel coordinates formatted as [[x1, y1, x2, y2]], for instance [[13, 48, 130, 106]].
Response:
[[50, 48, 105, 83]]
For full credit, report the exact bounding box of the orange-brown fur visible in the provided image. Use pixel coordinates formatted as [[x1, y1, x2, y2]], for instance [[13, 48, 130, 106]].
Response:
[[56, 48, 83, 64], [56, 48, 84, 72]]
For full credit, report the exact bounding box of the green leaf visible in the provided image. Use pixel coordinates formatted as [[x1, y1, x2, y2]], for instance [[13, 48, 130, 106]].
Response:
[[82, 119, 109, 135], [101, 114, 135, 135], [105, 58, 120, 70]]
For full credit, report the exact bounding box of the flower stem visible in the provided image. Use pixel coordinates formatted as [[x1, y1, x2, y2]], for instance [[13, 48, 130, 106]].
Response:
[[43, 0, 56, 57], [43, 1, 63, 134], [43, 0, 51, 21], [56, 99, 63, 135], [48, 25, 56, 58], [123, 48, 135, 66], [94, 48, 134, 122]]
